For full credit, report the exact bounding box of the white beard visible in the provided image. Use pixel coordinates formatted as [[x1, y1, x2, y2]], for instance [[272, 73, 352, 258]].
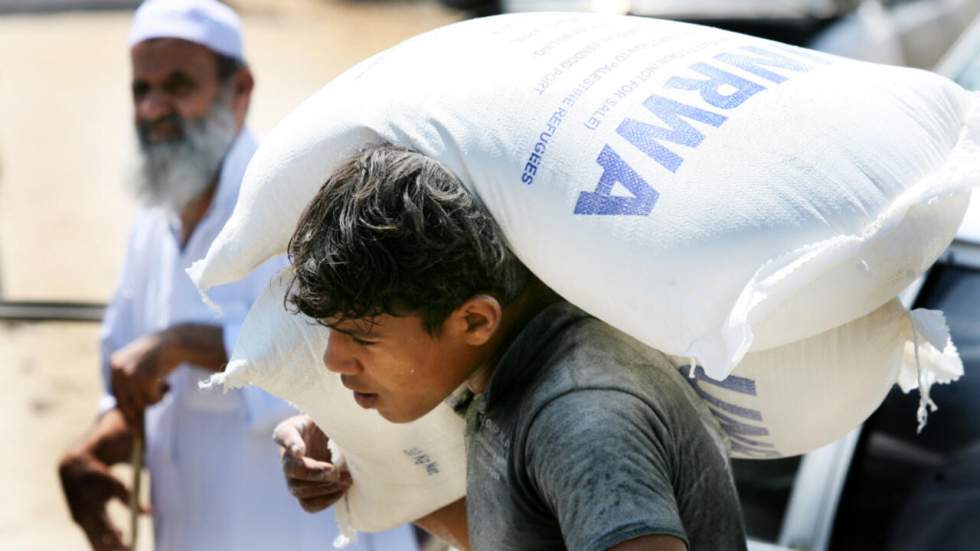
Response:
[[126, 100, 238, 213]]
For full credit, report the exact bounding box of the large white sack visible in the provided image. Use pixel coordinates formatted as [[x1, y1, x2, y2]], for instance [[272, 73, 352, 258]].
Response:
[[202, 271, 467, 537], [673, 299, 962, 459], [189, 12, 979, 380], [207, 280, 961, 535]]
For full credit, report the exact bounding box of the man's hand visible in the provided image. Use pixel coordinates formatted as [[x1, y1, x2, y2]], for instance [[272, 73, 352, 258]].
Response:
[[58, 409, 144, 551], [109, 332, 174, 426], [273, 414, 351, 513], [58, 452, 136, 551]]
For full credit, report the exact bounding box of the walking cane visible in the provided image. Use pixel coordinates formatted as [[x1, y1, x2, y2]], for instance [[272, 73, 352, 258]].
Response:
[[130, 413, 144, 550]]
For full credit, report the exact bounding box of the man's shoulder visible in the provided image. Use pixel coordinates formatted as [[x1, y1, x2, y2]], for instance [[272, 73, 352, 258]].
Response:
[[486, 301, 708, 439], [525, 310, 684, 403], [512, 306, 720, 443], [530, 386, 667, 439]]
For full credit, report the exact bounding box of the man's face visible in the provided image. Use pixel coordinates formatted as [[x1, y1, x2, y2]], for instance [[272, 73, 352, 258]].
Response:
[[127, 38, 246, 211], [324, 314, 480, 423], [130, 38, 224, 143]]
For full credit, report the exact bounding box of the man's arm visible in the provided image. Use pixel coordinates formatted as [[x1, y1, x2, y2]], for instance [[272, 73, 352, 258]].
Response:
[[58, 408, 142, 551], [157, 322, 228, 371], [110, 322, 225, 425], [609, 535, 687, 551], [525, 389, 691, 551], [414, 497, 470, 551]]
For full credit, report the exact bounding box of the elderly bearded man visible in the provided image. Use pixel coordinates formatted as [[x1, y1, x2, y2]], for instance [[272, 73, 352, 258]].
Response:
[[56, 2, 420, 550]]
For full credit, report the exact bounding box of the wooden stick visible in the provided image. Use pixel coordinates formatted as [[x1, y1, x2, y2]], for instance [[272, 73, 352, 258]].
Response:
[[129, 425, 144, 550]]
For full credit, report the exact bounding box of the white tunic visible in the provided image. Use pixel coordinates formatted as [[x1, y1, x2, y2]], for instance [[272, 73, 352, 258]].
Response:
[[99, 129, 419, 551]]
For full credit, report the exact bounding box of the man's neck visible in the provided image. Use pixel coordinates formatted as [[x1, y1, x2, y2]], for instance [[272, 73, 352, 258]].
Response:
[[466, 282, 560, 394], [177, 179, 218, 248]]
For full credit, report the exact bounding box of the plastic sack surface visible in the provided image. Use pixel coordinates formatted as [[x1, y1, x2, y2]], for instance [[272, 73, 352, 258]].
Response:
[[207, 284, 961, 540], [672, 299, 962, 459], [202, 271, 467, 537], [189, 12, 978, 380]]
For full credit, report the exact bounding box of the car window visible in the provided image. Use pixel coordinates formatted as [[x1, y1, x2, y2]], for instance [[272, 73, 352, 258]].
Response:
[[732, 456, 803, 541], [829, 262, 980, 550], [879, 0, 926, 6], [944, 21, 980, 92], [952, 48, 980, 90]]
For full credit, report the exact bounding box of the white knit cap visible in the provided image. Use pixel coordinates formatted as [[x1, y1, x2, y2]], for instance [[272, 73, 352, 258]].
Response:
[[129, 0, 244, 61]]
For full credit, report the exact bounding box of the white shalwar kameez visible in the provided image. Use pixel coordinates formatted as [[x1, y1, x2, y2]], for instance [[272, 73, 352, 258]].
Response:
[[99, 129, 419, 551]]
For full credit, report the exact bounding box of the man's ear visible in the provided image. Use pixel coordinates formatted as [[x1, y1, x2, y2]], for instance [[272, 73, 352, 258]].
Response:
[[229, 67, 254, 124], [449, 295, 503, 346]]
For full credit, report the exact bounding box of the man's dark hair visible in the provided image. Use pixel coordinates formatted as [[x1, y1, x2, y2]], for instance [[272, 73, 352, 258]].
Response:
[[288, 143, 531, 333], [215, 52, 244, 82]]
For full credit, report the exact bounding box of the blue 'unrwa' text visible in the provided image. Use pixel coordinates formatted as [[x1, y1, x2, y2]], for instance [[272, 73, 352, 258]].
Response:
[[573, 45, 829, 216]]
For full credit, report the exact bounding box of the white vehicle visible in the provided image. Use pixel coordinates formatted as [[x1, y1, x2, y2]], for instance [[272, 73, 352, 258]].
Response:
[[810, 0, 980, 68], [449, 0, 980, 68], [740, 18, 980, 550], [498, 0, 853, 18]]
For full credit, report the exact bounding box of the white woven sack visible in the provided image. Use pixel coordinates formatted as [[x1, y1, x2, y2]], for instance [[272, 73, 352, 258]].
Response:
[[206, 285, 961, 537], [190, 12, 979, 380], [673, 299, 962, 459], [202, 271, 467, 538]]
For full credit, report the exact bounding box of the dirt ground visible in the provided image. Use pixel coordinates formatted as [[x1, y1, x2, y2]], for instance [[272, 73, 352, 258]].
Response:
[[0, 1, 461, 549]]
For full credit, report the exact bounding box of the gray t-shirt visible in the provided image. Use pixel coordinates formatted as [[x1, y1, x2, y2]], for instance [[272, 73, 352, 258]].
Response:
[[465, 302, 746, 551]]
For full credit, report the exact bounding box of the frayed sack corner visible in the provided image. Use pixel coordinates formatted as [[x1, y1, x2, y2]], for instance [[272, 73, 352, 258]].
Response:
[[899, 308, 965, 433], [333, 532, 356, 549], [197, 370, 246, 393], [185, 262, 224, 316]]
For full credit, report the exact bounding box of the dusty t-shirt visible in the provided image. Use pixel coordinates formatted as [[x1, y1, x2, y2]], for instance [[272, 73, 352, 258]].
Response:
[[465, 302, 746, 551]]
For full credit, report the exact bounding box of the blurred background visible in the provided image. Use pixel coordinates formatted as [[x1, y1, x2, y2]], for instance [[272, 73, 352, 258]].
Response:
[[3, 0, 980, 550], [0, 2, 462, 549]]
